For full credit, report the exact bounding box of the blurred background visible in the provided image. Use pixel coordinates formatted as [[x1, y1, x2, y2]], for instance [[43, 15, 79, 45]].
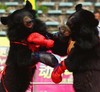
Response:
[[0, 0, 100, 33]]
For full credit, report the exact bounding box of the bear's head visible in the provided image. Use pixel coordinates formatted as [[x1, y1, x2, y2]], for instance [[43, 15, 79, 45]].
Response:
[[66, 4, 99, 49], [0, 0, 47, 41]]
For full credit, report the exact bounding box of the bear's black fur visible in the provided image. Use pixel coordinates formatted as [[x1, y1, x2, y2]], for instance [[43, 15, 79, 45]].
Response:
[[0, 0, 71, 91], [0, 1, 57, 92], [64, 4, 100, 92]]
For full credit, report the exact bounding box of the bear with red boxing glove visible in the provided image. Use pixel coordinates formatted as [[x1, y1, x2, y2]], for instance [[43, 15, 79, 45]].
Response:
[[52, 4, 100, 92], [0, 1, 59, 92]]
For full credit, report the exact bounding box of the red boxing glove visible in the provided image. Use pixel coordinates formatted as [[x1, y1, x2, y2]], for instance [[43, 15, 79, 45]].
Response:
[[51, 61, 67, 83], [27, 32, 54, 48], [27, 32, 45, 43], [44, 39, 54, 48], [28, 44, 40, 52]]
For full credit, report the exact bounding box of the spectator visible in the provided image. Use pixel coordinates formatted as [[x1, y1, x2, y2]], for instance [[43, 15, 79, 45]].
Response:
[[94, 11, 100, 37]]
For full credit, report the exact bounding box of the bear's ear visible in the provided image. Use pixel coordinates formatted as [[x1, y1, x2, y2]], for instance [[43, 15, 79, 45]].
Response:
[[24, 0, 32, 10], [75, 4, 82, 11], [0, 17, 8, 25]]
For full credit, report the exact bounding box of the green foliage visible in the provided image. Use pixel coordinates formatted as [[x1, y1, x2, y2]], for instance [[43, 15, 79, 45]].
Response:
[[38, 5, 48, 14], [0, 3, 7, 9]]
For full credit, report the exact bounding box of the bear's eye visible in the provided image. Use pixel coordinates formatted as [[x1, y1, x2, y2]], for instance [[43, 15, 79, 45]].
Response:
[[23, 16, 34, 24], [23, 16, 34, 28], [26, 19, 34, 24]]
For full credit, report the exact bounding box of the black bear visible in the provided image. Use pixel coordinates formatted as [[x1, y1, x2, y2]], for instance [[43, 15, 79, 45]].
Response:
[[0, 1, 59, 92], [51, 4, 100, 92]]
